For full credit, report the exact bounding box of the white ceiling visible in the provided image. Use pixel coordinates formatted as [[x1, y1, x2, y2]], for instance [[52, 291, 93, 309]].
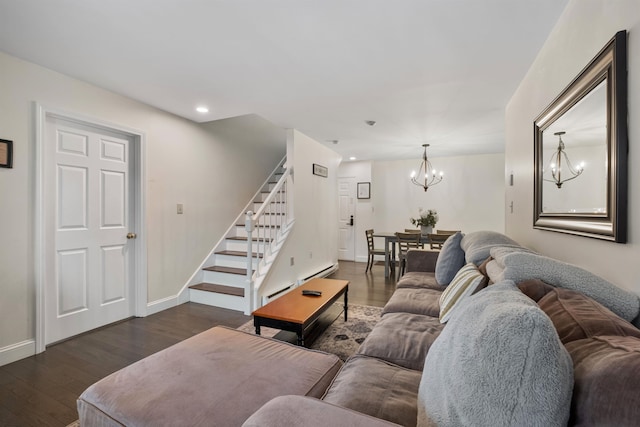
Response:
[[0, 0, 568, 161]]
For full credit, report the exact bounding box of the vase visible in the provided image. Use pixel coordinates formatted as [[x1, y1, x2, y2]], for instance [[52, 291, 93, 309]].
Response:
[[421, 225, 433, 236]]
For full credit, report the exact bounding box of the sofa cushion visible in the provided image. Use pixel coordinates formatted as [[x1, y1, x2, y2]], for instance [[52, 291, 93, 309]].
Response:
[[323, 355, 422, 427], [538, 287, 640, 344], [459, 230, 519, 265], [357, 312, 444, 371], [492, 250, 640, 322], [417, 281, 573, 427], [382, 287, 442, 317], [439, 263, 487, 323], [434, 232, 465, 285], [405, 249, 439, 273], [566, 336, 640, 426], [77, 327, 342, 427], [243, 396, 401, 427], [396, 271, 444, 290]]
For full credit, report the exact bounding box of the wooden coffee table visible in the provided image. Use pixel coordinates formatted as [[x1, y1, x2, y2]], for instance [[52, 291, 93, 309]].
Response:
[[252, 278, 349, 346]]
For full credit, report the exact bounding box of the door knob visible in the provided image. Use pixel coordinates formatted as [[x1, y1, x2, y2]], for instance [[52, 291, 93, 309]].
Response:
[[126, 232, 137, 239]]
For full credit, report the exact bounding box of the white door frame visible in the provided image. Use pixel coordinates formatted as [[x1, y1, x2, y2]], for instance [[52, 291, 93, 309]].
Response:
[[337, 176, 356, 261], [34, 103, 148, 353]]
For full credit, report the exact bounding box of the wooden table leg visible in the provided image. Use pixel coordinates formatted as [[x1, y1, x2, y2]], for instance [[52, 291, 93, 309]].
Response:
[[384, 237, 391, 278], [344, 288, 348, 321]]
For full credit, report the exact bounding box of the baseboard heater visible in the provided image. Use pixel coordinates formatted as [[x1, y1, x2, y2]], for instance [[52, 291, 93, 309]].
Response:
[[264, 263, 339, 302], [267, 286, 292, 300], [303, 263, 338, 281]]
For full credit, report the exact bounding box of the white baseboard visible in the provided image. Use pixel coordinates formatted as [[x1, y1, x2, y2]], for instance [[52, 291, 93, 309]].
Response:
[[146, 294, 179, 316], [355, 255, 368, 263], [0, 339, 35, 367]]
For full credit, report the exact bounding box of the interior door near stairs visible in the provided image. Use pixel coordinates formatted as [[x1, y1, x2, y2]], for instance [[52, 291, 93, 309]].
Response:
[[44, 116, 135, 345], [338, 178, 355, 261]]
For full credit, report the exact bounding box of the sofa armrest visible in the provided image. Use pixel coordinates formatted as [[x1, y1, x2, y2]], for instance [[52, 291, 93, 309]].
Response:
[[406, 249, 439, 273], [243, 396, 401, 427]]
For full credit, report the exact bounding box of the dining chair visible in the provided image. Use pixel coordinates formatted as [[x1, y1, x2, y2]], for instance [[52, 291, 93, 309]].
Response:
[[436, 229, 460, 236], [365, 229, 387, 272], [428, 233, 450, 250], [395, 232, 422, 279]]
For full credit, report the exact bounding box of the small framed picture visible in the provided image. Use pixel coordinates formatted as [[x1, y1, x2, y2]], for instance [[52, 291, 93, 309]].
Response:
[[357, 182, 371, 199], [312, 163, 328, 178], [0, 139, 13, 169]]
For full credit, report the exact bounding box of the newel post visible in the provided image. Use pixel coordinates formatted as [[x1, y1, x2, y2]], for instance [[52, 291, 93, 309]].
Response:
[[245, 211, 254, 312]]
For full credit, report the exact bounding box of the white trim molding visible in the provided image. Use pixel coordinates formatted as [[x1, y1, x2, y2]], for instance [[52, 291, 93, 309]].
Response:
[[146, 295, 180, 316], [0, 340, 36, 367]]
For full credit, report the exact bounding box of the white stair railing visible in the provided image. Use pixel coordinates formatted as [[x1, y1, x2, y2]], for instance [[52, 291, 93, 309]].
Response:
[[245, 164, 293, 312]]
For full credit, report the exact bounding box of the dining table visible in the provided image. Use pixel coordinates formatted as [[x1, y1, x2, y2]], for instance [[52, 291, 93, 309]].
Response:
[[372, 232, 431, 278]]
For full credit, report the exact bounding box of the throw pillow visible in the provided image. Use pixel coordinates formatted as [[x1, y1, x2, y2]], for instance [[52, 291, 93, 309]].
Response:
[[438, 263, 486, 323], [434, 232, 464, 285], [418, 281, 573, 427], [538, 287, 640, 344], [517, 278, 555, 302]]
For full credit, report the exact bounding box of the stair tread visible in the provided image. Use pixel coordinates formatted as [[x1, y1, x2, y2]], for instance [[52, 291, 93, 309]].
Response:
[[227, 236, 273, 241], [203, 265, 249, 275], [215, 250, 264, 258], [236, 223, 281, 228], [189, 283, 245, 297]]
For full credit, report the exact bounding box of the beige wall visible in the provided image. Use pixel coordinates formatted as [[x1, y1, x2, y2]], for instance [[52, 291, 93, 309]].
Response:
[[259, 129, 341, 297], [371, 153, 506, 237], [505, 0, 640, 293], [0, 52, 284, 363], [338, 154, 506, 263]]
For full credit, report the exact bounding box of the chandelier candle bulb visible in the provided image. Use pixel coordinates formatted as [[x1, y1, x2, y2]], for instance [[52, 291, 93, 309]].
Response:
[[410, 144, 443, 192]]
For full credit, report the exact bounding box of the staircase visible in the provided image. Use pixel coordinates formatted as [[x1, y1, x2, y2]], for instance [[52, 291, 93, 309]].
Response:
[[187, 157, 294, 314]]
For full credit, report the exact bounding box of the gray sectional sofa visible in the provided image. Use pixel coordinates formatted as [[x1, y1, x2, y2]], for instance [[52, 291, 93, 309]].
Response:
[[78, 230, 640, 426]]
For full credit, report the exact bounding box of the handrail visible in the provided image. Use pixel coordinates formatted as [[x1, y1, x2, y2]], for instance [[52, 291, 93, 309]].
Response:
[[245, 163, 292, 312]]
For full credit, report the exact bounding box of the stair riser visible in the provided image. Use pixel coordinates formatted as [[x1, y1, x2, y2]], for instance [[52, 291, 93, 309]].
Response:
[[225, 240, 267, 252], [234, 227, 281, 239], [202, 271, 249, 287], [237, 216, 285, 228], [265, 182, 285, 192], [252, 202, 286, 213], [214, 253, 259, 269], [189, 288, 246, 312], [257, 192, 287, 203]]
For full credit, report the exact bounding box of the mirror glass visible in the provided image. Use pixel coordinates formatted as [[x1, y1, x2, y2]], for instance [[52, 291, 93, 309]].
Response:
[[541, 80, 607, 214], [533, 30, 627, 242]]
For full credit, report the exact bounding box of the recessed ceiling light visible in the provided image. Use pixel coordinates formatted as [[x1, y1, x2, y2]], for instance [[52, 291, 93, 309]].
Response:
[[349, 156, 357, 161], [196, 106, 209, 113]]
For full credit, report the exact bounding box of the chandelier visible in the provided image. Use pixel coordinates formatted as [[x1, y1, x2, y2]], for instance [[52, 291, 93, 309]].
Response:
[[410, 144, 443, 192], [544, 131, 584, 188]]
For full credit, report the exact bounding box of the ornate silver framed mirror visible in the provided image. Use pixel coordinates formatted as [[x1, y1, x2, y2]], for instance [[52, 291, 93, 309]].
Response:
[[533, 30, 627, 242]]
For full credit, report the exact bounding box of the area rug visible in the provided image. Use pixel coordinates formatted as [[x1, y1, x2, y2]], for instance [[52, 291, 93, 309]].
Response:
[[237, 303, 383, 361]]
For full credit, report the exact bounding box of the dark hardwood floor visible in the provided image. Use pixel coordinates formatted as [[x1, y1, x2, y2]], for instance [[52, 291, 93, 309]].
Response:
[[0, 260, 393, 427]]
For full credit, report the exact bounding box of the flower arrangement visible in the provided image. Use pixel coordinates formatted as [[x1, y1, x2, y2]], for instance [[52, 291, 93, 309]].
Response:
[[410, 208, 438, 228]]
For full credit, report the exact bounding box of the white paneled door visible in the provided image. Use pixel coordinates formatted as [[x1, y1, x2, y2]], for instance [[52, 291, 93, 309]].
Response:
[[44, 116, 135, 345], [337, 177, 355, 260]]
